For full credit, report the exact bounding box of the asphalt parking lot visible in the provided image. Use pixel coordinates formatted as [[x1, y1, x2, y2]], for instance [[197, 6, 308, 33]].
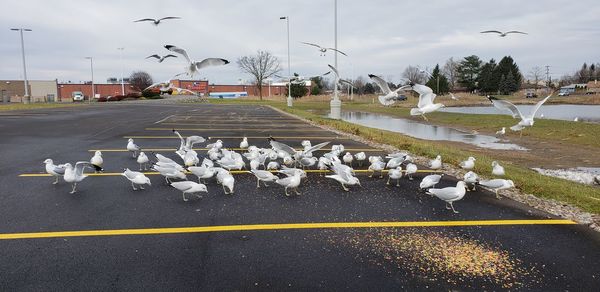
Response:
[[0, 102, 598, 290]]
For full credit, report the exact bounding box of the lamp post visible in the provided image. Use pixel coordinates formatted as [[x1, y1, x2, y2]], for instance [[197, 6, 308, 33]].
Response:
[[117, 47, 125, 95], [329, 0, 342, 119], [280, 16, 292, 107], [85, 57, 94, 104], [10, 28, 32, 104]]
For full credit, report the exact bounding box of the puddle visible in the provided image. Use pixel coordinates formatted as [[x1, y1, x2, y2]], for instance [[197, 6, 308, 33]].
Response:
[[533, 167, 600, 185], [333, 111, 527, 151]]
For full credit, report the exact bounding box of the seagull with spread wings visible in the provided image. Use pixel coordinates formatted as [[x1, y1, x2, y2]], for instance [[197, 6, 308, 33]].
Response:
[[369, 74, 411, 106], [480, 30, 528, 37], [134, 17, 181, 25], [487, 92, 553, 132], [328, 64, 354, 89], [164, 45, 229, 78], [409, 83, 445, 121], [301, 42, 347, 56], [145, 54, 177, 63]]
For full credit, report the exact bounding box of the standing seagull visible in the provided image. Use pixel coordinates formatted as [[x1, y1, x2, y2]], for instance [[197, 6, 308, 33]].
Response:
[[127, 138, 141, 158], [300, 42, 347, 56], [146, 54, 177, 63], [43, 159, 67, 184], [460, 157, 476, 170], [496, 127, 506, 136], [250, 169, 278, 188], [427, 181, 467, 213], [409, 83, 445, 120], [430, 155, 442, 170], [419, 174, 443, 190], [121, 168, 151, 191], [479, 179, 515, 199], [137, 152, 150, 171], [90, 151, 103, 172], [164, 45, 229, 78], [480, 30, 528, 37], [63, 162, 92, 194], [134, 17, 181, 25], [170, 181, 207, 202], [487, 93, 553, 133], [369, 74, 411, 106], [492, 161, 505, 176]]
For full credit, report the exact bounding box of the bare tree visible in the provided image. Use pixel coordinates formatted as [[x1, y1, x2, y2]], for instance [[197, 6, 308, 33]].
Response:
[[130, 71, 153, 92], [353, 76, 366, 95], [401, 66, 427, 84], [442, 57, 459, 90], [237, 51, 281, 100], [528, 66, 544, 90]]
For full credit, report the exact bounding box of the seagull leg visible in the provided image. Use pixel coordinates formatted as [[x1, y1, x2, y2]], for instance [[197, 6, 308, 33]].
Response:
[[386, 177, 391, 185], [53, 176, 59, 185], [396, 179, 400, 187], [445, 202, 451, 210], [256, 178, 260, 189], [294, 187, 301, 195], [422, 115, 429, 122], [342, 184, 349, 192], [140, 185, 145, 190], [409, 174, 413, 181], [284, 187, 290, 197], [368, 170, 374, 178], [165, 177, 170, 184], [182, 192, 188, 202], [70, 183, 77, 194], [450, 202, 459, 214], [495, 190, 501, 200], [379, 171, 383, 179], [131, 182, 137, 191]]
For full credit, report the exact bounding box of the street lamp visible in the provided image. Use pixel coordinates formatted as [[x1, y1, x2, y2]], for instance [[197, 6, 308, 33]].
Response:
[[117, 47, 125, 95], [10, 28, 32, 104], [329, 0, 342, 119], [85, 57, 94, 104], [280, 16, 292, 107]]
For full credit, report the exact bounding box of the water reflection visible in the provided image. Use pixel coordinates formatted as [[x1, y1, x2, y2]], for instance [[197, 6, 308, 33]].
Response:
[[334, 111, 527, 151], [440, 104, 600, 122]]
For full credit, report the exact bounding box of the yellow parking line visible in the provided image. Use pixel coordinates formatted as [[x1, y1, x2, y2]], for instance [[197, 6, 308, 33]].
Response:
[[160, 123, 307, 126], [87, 148, 382, 152], [124, 136, 345, 139], [145, 127, 328, 132], [0, 220, 576, 240], [19, 169, 442, 177]]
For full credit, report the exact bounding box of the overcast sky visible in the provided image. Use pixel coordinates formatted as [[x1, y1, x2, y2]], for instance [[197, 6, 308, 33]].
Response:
[[1, 0, 599, 84]]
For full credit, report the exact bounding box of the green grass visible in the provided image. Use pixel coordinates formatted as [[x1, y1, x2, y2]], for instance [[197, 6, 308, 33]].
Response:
[[0, 103, 84, 111]]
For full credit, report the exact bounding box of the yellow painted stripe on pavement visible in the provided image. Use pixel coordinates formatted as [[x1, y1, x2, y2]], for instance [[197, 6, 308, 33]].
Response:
[[123, 136, 344, 139], [19, 169, 442, 177], [0, 220, 576, 240], [87, 148, 381, 152], [145, 127, 327, 132]]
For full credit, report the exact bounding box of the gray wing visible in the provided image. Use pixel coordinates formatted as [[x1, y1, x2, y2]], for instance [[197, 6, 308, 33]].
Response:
[[164, 45, 191, 63], [527, 93, 552, 118], [54, 165, 67, 175], [488, 96, 523, 119], [339, 79, 355, 88], [327, 48, 347, 56], [480, 30, 503, 34], [186, 135, 206, 147], [303, 141, 330, 156], [428, 187, 458, 200], [134, 18, 157, 23], [327, 64, 340, 79], [195, 58, 229, 70], [146, 54, 161, 60], [158, 16, 181, 21], [74, 162, 92, 177], [368, 74, 392, 94], [301, 42, 322, 49], [505, 31, 527, 35], [270, 140, 296, 156]]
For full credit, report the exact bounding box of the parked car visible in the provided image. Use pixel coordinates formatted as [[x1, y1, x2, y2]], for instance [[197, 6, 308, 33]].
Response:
[[558, 92, 570, 96], [526, 92, 538, 98], [71, 91, 84, 102]]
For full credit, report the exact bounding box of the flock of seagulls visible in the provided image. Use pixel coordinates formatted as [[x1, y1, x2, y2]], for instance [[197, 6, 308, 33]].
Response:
[[43, 129, 515, 213]]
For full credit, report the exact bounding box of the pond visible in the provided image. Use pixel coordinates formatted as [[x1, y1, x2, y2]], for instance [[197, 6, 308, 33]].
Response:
[[334, 111, 527, 151], [440, 104, 600, 122]]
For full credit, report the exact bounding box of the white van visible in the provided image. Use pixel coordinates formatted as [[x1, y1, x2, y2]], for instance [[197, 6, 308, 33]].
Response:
[[72, 91, 84, 102]]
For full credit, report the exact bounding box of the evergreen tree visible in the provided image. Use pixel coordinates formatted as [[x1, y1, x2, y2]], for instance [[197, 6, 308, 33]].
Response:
[[286, 73, 309, 98], [496, 56, 522, 92], [363, 83, 376, 94], [457, 55, 482, 92], [498, 75, 509, 95], [477, 59, 498, 94], [425, 64, 450, 94]]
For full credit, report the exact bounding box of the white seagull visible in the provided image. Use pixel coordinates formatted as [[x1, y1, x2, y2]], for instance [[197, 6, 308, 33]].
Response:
[[480, 30, 528, 37], [90, 151, 103, 172], [487, 93, 553, 132], [479, 179, 515, 199], [137, 152, 150, 171], [354, 152, 366, 166], [43, 159, 67, 184], [492, 161, 505, 176], [427, 181, 468, 213], [250, 169, 279, 188], [429, 155, 442, 170], [327, 64, 354, 89], [342, 152, 353, 166], [419, 174, 443, 190], [188, 165, 216, 184], [127, 138, 141, 158], [146, 54, 177, 63], [134, 16, 181, 25], [496, 127, 506, 135], [164, 45, 229, 78], [170, 181, 207, 202], [387, 166, 403, 186], [449, 93, 460, 100], [300, 42, 347, 56], [409, 83, 445, 120], [460, 157, 476, 170], [369, 74, 411, 106], [63, 162, 92, 194], [463, 171, 479, 191], [326, 161, 360, 191], [121, 168, 151, 190], [152, 165, 186, 184], [405, 163, 418, 180], [240, 137, 249, 149], [275, 171, 302, 196]]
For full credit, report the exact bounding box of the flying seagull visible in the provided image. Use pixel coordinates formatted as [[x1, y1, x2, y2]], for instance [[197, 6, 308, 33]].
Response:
[[487, 92, 553, 132], [480, 30, 528, 37], [146, 54, 177, 63], [134, 17, 181, 25], [300, 42, 347, 56], [164, 45, 229, 78], [327, 64, 354, 89], [369, 74, 411, 106], [409, 83, 445, 121]]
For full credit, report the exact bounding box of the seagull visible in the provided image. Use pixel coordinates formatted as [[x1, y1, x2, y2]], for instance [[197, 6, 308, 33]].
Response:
[[326, 161, 361, 191], [573, 117, 579, 122], [250, 169, 279, 188], [409, 83, 445, 120], [43, 159, 67, 184], [419, 174, 443, 190], [387, 166, 403, 186], [429, 155, 442, 170], [427, 181, 467, 213], [137, 152, 150, 171], [492, 161, 505, 176], [275, 171, 302, 196], [496, 127, 506, 135], [480, 30, 528, 37], [342, 152, 353, 166], [146, 54, 177, 63], [368, 160, 386, 178], [188, 165, 216, 184], [449, 93, 460, 100], [152, 165, 186, 184], [164, 45, 229, 77], [121, 168, 151, 190], [478, 179, 515, 199], [463, 171, 479, 191], [300, 42, 347, 56], [170, 181, 207, 202], [240, 137, 249, 149], [405, 163, 418, 180], [266, 161, 280, 171], [369, 74, 411, 106], [487, 93, 553, 132], [90, 151, 103, 172], [327, 64, 354, 89], [172, 130, 206, 158], [63, 162, 92, 194], [354, 152, 366, 167], [460, 157, 476, 170], [214, 168, 235, 194], [133, 16, 181, 25], [127, 138, 141, 158]]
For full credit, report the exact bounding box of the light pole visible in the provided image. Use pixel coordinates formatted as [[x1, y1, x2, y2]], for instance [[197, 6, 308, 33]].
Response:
[[10, 28, 32, 104], [329, 0, 342, 119], [280, 16, 292, 107], [117, 47, 125, 95], [85, 57, 94, 104]]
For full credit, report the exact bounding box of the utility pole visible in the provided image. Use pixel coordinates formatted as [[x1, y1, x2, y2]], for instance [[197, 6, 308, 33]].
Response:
[[545, 65, 550, 87], [329, 0, 342, 119], [10, 28, 32, 104]]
